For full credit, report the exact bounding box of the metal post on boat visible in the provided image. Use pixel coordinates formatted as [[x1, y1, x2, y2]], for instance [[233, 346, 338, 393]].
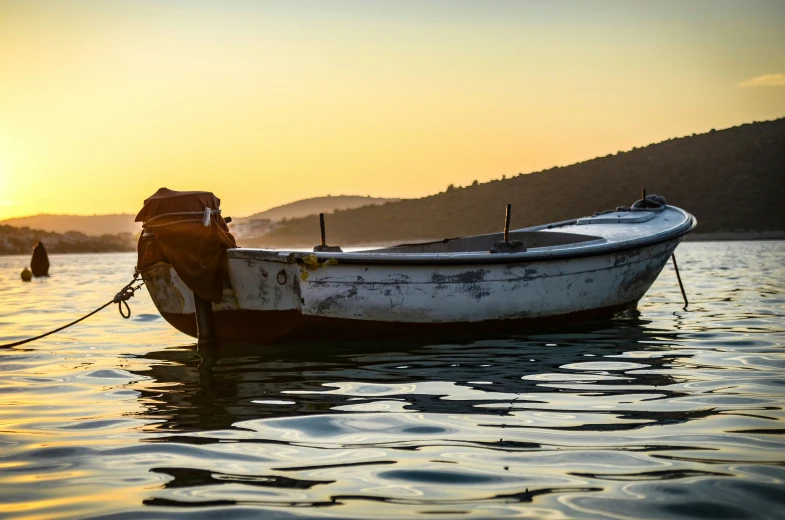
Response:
[[320, 213, 326, 247], [503, 204, 511, 242], [490, 203, 525, 253], [193, 292, 218, 347], [313, 213, 343, 253]]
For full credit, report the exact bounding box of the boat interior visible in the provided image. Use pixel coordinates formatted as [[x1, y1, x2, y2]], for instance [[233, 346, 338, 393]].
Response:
[[363, 230, 603, 254]]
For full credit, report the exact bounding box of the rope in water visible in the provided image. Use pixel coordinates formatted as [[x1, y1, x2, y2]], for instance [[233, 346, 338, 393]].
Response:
[[0, 273, 145, 349]]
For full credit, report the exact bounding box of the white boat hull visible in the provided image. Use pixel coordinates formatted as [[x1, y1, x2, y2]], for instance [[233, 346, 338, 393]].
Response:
[[143, 234, 684, 343]]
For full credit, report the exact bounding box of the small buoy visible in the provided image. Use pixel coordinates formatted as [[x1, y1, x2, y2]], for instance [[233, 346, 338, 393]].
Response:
[[31, 241, 50, 277], [21, 267, 32, 282]]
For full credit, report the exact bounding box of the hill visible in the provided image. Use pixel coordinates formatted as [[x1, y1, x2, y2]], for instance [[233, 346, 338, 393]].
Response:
[[231, 195, 399, 242], [251, 118, 785, 248], [0, 196, 396, 240], [239, 195, 399, 222], [0, 214, 139, 236]]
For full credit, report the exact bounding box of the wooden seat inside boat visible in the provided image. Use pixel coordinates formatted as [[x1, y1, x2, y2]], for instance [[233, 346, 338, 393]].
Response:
[[367, 230, 603, 254]]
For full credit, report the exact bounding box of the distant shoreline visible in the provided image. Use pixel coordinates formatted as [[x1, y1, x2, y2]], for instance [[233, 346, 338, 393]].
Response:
[[1, 232, 783, 257], [683, 232, 785, 242]]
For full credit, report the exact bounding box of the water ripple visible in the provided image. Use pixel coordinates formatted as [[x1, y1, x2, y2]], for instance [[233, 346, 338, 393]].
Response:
[[0, 244, 784, 518]]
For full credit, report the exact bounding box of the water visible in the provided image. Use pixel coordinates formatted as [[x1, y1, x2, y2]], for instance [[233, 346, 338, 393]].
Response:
[[1, 242, 783, 519]]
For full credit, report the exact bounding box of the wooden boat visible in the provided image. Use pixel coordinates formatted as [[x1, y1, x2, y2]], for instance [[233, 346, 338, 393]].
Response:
[[140, 195, 695, 343]]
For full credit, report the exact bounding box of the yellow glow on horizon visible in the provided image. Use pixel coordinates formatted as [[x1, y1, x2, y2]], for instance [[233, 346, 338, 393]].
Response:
[[0, 151, 13, 211], [0, 1, 784, 221]]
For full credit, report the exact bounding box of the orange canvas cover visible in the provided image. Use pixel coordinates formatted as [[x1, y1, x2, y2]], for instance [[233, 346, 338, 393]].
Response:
[[136, 188, 237, 303]]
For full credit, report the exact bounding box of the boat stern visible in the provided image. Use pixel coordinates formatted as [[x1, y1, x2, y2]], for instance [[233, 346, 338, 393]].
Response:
[[141, 259, 304, 342]]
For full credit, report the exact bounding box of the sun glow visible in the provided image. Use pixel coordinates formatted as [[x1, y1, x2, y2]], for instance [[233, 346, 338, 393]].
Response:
[[0, 153, 14, 216], [0, 1, 783, 221]]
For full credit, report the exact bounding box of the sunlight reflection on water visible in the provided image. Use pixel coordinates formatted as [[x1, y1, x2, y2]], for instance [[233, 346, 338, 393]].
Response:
[[0, 242, 784, 519]]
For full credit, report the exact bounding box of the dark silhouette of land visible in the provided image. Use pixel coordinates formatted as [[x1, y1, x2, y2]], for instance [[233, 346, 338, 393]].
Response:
[[0, 213, 140, 236], [0, 226, 135, 255], [0, 195, 398, 255], [230, 195, 399, 242], [238, 195, 399, 222], [247, 118, 785, 248], [0, 196, 396, 240], [2, 118, 782, 254]]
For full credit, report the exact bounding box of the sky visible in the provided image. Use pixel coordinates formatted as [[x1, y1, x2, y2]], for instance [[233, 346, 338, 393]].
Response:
[[0, 0, 784, 220]]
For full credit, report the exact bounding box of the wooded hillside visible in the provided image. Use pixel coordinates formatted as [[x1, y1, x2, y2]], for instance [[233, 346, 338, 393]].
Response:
[[249, 118, 785, 247], [238, 195, 399, 222]]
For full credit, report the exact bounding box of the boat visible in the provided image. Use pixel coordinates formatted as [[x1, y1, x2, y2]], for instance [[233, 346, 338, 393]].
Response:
[[136, 189, 696, 343]]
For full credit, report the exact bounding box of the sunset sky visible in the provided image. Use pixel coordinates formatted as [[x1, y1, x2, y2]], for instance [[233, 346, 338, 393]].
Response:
[[1, 0, 784, 220]]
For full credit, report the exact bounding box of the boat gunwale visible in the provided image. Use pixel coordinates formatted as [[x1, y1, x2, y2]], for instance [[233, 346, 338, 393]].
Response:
[[228, 206, 696, 266]]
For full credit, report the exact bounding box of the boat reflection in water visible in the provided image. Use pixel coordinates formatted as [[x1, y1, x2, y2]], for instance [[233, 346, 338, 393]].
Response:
[[125, 318, 744, 516]]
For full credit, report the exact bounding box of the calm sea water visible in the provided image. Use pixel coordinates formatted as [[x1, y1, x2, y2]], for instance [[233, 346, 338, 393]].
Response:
[[0, 242, 783, 519]]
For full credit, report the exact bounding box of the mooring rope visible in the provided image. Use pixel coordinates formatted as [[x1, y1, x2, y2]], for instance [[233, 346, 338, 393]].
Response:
[[671, 254, 689, 308], [0, 274, 145, 349]]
